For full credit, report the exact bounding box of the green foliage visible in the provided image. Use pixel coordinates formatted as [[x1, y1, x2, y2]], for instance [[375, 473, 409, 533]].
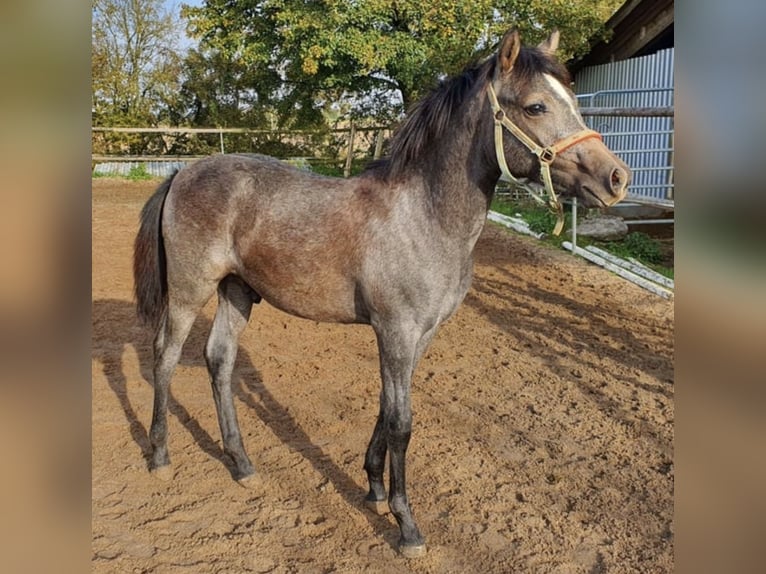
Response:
[[307, 161, 346, 178], [504, 0, 623, 59], [126, 164, 153, 181], [307, 159, 369, 177], [92, 0, 183, 130], [491, 195, 569, 237], [92, 1, 624, 151], [605, 232, 663, 265], [526, 208, 561, 236], [178, 47, 284, 131], [182, 0, 623, 124], [586, 235, 673, 280]]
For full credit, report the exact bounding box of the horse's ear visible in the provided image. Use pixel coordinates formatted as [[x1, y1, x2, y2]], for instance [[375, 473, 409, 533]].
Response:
[[498, 28, 521, 75], [538, 30, 560, 55]]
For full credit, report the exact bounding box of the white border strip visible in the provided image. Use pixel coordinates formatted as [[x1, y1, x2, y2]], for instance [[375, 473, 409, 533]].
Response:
[[487, 211, 545, 239], [488, 209, 674, 300], [584, 245, 674, 289], [563, 241, 673, 299]]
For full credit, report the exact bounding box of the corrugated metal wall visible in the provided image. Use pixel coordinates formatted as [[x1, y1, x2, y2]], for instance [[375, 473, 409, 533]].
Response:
[[92, 161, 189, 178], [575, 48, 674, 205]]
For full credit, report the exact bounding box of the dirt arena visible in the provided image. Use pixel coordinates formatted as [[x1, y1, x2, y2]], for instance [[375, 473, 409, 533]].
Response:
[[92, 178, 674, 573]]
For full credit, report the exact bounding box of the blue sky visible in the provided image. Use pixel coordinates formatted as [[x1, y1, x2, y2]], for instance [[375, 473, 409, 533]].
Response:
[[163, 0, 202, 13], [163, 0, 203, 49]]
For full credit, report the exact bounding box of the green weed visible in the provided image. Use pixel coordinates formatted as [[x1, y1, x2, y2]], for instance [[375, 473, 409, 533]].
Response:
[[126, 163, 153, 181]]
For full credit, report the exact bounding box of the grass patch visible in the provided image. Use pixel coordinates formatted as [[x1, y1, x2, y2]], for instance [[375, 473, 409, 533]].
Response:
[[581, 234, 674, 280], [307, 158, 369, 177], [92, 162, 159, 181], [126, 163, 154, 181], [601, 231, 662, 264], [490, 195, 571, 248]]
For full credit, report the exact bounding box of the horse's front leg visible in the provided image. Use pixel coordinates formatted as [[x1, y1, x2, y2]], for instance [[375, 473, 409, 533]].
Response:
[[363, 399, 389, 514], [373, 323, 432, 558]]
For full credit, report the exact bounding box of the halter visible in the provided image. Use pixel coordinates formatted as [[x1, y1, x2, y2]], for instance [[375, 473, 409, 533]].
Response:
[[487, 83, 602, 235]]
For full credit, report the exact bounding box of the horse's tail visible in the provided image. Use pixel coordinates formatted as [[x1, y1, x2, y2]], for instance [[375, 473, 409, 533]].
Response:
[[133, 171, 177, 330]]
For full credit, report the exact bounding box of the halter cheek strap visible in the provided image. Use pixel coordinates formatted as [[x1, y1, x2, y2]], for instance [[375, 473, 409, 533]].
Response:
[[487, 83, 602, 235]]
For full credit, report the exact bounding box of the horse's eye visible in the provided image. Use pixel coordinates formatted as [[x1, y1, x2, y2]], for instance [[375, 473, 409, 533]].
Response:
[[524, 104, 546, 116]]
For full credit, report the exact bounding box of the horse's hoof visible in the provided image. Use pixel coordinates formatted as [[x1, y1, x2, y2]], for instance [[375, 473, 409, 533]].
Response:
[[236, 473, 260, 489], [399, 543, 427, 558], [364, 498, 389, 515], [150, 465, 174, 482]]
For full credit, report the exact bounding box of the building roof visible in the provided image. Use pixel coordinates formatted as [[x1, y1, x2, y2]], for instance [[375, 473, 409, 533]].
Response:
[[569, 0, 674, 72]]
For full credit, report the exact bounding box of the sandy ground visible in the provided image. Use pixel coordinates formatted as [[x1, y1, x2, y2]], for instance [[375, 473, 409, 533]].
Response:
[[92, 178, 674, 573]]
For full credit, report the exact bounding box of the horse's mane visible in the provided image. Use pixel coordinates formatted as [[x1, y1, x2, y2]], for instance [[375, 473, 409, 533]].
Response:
[[368, 45, 572, 181]]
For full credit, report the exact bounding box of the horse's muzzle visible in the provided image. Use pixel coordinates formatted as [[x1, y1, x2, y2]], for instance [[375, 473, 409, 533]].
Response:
[[571, 150, 631, 208]]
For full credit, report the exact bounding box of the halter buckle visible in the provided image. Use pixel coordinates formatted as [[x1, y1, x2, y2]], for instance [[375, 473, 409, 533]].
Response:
[[539, 148, 555, 164]]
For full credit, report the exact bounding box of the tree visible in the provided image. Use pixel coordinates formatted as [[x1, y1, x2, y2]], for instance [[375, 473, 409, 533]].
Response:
[[179, 47, 276, 128], [92, 0, 183, 128], [182, 0, 622, 124], [174, 46, 301, 156]]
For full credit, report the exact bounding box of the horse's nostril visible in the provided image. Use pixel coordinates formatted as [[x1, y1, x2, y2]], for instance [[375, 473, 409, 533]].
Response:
[[610, 166, 627, 194]]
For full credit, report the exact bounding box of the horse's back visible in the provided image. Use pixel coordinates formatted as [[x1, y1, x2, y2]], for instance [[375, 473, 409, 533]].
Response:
[[166, 153, 330, 213]]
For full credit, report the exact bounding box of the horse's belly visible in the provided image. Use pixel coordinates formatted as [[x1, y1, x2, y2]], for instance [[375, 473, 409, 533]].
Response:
[[241, 269, 363, 324]]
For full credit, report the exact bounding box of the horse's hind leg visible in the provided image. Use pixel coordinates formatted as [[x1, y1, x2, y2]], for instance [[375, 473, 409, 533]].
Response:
[[205, 275, 255, 483], [149, 300, 199, 478]]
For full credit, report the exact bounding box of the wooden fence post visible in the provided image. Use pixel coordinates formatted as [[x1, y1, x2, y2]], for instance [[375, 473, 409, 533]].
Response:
[[344, 122, 356, 178], [374, 129, 384, 160]]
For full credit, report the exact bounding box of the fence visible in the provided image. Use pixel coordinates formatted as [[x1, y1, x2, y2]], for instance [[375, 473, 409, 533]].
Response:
[[91, 125, 391, 178], [574, 48, 675, 207], [92, 112, 672, 193]]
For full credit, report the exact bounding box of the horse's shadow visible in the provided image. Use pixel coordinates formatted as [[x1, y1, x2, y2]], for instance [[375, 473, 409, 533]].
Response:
[[463, 242, 674, 454], [92, 298, 396, 545]]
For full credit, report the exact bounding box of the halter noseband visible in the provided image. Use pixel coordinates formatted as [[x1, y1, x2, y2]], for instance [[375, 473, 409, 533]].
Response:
[[487, 83, 602, 235]]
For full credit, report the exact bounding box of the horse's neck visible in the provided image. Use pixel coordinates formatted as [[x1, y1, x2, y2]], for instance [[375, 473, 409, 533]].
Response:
[[421, 98, 498, 242]]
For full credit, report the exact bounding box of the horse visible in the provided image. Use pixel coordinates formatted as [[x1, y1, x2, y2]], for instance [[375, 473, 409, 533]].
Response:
[[133, 28, 630, 557]]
